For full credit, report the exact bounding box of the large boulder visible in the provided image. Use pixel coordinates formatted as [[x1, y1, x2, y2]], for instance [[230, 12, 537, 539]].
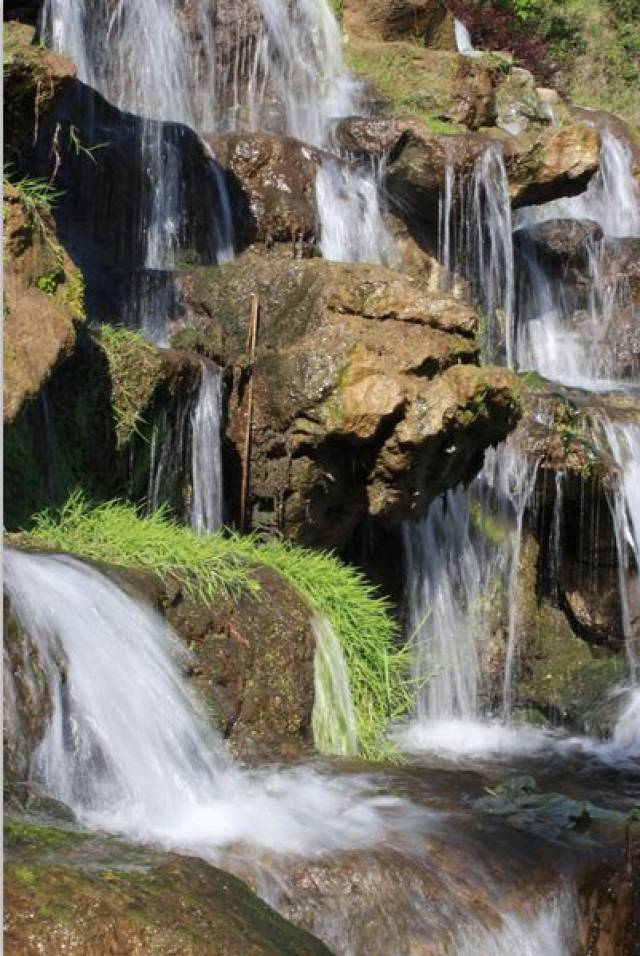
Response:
[[171, 253, 520, 548], [4, 818, 330, 955]]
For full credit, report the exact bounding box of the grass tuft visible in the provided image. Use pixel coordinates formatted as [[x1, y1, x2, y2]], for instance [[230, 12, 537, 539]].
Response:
[[29, 494, 412, 759]]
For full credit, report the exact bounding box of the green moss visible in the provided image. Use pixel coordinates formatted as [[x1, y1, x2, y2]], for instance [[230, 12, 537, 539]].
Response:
[[5, 819, 93, 851], [97, 325, 164, 448]]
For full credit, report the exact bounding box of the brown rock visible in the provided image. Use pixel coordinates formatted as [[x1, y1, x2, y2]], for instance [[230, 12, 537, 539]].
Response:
[[170, 253, 520, 547], [508, 124, 601, 207], [203, 132, 331, 253]]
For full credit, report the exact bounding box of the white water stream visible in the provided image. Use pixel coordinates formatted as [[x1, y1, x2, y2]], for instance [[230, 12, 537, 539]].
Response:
[[4, 547, 583, 953], [190, 362, 224, 535]]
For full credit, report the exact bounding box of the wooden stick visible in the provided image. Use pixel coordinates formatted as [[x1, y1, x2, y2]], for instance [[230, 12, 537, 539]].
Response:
[[240, 294, 259, 532]]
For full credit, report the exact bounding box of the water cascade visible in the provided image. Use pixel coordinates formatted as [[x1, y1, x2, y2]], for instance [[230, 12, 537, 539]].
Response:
[[513, 132, 640, 385], [190, 361, 224, 535], [454, 19, 479, 57], [402, 444, 539, 734], [438, 146, 515, 363], [4, 548, 584, 952], [311, 615, 359, 757], [406, 128, 640, 759]]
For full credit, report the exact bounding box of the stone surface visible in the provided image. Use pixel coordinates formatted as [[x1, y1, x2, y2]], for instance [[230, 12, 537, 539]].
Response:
[[3, 22, 76, 154], [3, 183, 83, 424], [203, 132, 328, 253], [508, 123, 601, 207], [4, 817, 331, 956], [171, 252, 520, 547]]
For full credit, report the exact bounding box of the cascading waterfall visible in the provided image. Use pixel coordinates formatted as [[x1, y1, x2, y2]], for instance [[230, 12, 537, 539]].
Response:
[[438, 146, 515, 363], [190, 361, 224, 535], [3, 549, 409, 849], [311, 615, 358, 757], [315, 160, 396, 265], [454, 19, 478, 57], [401, 445, 539, 732], [597, 418, 640, 676], [513, 131, 640, 385]]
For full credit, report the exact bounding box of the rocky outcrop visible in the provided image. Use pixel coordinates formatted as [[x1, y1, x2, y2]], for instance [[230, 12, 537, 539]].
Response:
[[171, 253, 520, 548], [334, 118, 600, 232], [344, 0, 453, 46], [4, 818, 331, 955]]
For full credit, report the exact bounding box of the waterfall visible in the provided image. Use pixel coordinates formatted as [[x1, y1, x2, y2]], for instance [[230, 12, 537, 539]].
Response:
[[438, 146, 515, 363], [190, 362, 224, 535], [598, 419, 640, 676], [402, 445, 539, 727], [513, 132, 640, 387], [3, 548, 420, 854], [315, 160, 396, 266], [454, 19, 479, 57], [514, 131, 640, 239], [40, 0, 233, 304], [312, 615, 358, 757]]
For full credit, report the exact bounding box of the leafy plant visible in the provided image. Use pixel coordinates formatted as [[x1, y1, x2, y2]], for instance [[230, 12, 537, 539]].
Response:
[[28, 494, 414, 758]]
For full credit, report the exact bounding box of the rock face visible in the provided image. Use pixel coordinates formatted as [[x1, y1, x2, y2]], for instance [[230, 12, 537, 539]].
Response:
[[3, 183, 84, 424], [4, 818, 331, 956], [149, 567, 316, 757], [3, 329, 204, 532], [171, 253, 520, 548], [203, 132, 328, 253]]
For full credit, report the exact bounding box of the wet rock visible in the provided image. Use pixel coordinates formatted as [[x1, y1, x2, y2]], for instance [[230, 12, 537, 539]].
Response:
[[203, 132, 328, 253], [4, 817, 331, 955], [3, 600, 53, 803], [171, 253, 520, 547], [578, 823, 640, 956], [515, 218, 603, 266], [154, 567, 316, 758], [493, 67, 554, 137]]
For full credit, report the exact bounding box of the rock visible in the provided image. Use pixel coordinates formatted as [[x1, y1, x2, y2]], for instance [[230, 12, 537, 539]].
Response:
[[345, 39, 497, 130], [493, 67, 553, 137], [337, 119, 600, 230], [171, 253, 520, 548], [4, 817, 331, 955], [344, 0, 451, 45], [3, 183, 84, 424], [3, 22, 76, 154], [203, 132, 328, 253], [3, 329, 204, 531], [508, 124, 601, 207], [153, 567, 317, 758], [3, 600, 53, 802], [514, 218, 603, 266]]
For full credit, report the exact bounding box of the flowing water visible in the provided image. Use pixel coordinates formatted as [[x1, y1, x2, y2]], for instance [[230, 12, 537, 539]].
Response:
[[454, 19, 478, 57], [190, 361, 224, 535], [4, 548, 588, 953], [312, 615, 358, 758], [438, 146, 515, 363]]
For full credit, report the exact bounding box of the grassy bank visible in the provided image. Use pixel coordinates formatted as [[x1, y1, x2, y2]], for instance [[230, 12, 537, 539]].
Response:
[[28, 494, 412, 759]]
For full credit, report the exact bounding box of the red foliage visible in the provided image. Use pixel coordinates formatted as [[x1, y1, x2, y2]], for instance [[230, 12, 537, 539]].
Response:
[[447, 1, 557, 83]]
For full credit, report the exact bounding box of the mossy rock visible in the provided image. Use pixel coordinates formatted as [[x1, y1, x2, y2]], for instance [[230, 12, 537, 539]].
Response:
[[4, 817, 332, 955]]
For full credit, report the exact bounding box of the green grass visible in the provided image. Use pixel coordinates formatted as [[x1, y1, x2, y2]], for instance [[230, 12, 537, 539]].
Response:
[[28, 494, 413, 759]]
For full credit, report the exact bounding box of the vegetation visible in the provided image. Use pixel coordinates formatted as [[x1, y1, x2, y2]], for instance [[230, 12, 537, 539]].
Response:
[[450, 0, 640, 122], [28, 494, 413, 759], [96, 325, 164, 448]]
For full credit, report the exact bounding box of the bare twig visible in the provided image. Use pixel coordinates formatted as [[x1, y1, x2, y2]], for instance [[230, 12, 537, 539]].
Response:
[[240, 294, 259, 532]]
